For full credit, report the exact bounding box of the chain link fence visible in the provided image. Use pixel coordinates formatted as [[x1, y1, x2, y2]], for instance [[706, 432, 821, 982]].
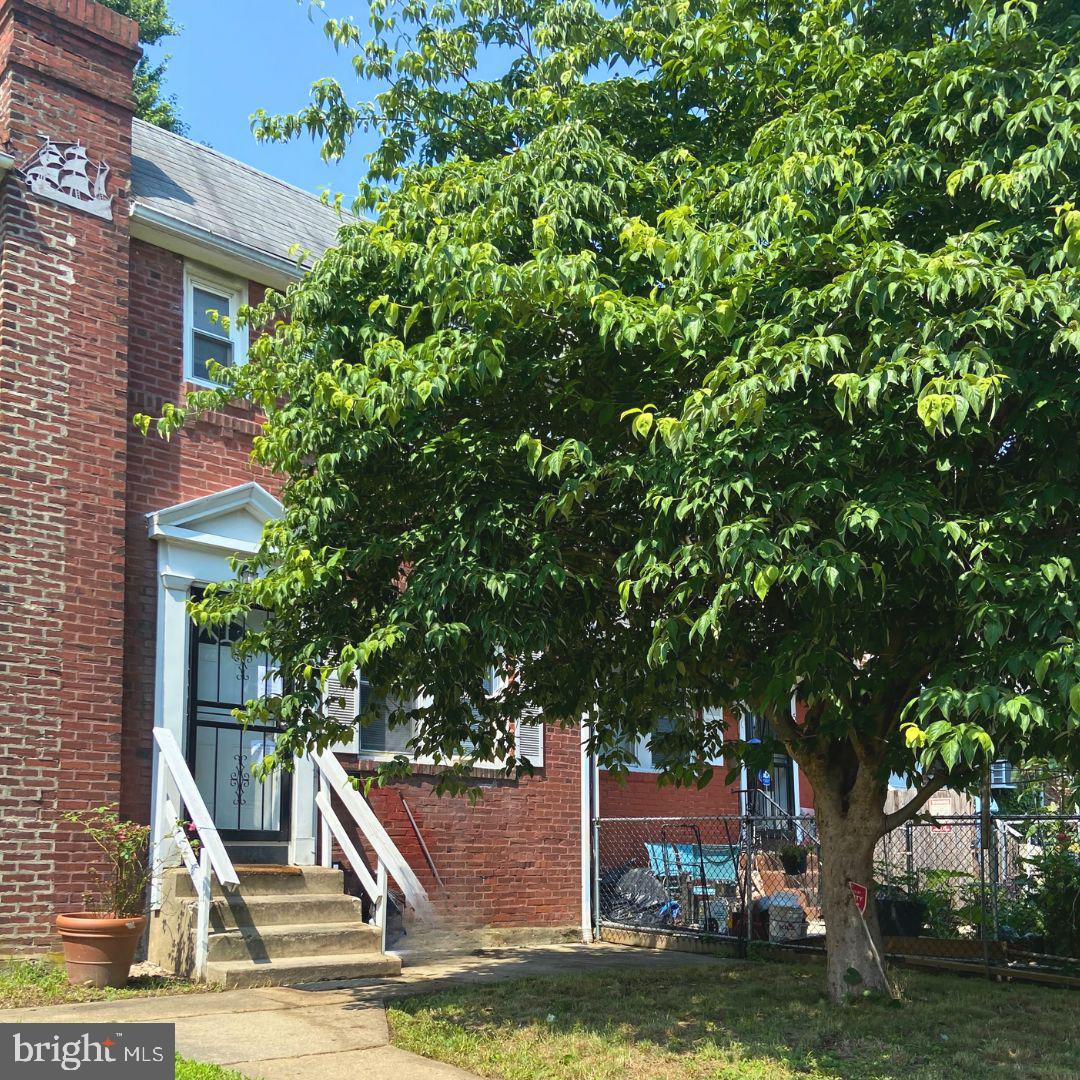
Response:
[[875, 814, 1080, 966], [595, 811, 1080, 980], [596, 813, 822, 947]]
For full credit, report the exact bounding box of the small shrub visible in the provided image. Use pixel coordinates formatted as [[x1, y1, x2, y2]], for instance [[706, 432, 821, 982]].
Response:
[[919, 869, 973, 938], [1023, 830, 1080, 957], [62, 806, 152, 918], [992, 884, 1045, 942]]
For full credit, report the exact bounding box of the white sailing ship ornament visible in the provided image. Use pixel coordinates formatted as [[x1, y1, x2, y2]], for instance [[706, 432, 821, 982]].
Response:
[[18, 137, 113, 220]]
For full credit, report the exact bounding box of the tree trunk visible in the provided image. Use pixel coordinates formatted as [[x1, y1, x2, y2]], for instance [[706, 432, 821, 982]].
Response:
[[815, 801, 891, 1001]]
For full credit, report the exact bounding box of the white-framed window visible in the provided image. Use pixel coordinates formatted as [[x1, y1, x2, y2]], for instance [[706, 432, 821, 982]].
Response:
[[617, 707, 726, 773], [183, 264, 248, 387], [358, 707, 416, 755], [481, 663, 545, 768], [329, 664, 544, 768], [324, 673, 414, 756]]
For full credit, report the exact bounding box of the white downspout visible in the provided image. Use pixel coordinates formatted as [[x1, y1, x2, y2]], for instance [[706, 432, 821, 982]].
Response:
[[738, 710, 749, 815], [579, 714, 594, 942], [790, 694, 803, 815]]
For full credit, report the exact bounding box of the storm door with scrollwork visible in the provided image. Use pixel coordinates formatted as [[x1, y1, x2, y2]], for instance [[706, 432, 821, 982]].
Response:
[[185, 599, 290, 841]]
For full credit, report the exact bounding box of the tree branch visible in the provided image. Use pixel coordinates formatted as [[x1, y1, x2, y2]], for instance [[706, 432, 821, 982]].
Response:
[[883, 769, 957, 832], [764, 701, 816, 763]]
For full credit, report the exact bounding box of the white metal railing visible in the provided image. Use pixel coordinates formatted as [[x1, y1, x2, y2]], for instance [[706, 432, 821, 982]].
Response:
[[312, 748, 434, 945], [748, 788, 820, 848], [151, 727, 239, 980]]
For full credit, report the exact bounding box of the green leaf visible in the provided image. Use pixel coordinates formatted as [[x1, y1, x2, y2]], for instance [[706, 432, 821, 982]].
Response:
[[753, 566, 780, 601]]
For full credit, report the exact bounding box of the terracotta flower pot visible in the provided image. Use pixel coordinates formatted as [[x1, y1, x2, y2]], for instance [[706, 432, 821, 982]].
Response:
[[56, 913, 146, 988]]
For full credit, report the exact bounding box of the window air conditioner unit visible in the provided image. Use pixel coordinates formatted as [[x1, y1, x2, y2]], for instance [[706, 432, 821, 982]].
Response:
[[990, 761, 1016, 789]]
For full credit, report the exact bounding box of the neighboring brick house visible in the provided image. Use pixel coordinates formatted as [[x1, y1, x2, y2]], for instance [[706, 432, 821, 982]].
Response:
[[599, 705, 815, 820], [0, 0, 809, 957]]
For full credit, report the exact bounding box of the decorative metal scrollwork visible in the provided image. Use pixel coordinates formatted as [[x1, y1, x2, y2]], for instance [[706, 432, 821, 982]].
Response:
[[229, 752, 250, 807]]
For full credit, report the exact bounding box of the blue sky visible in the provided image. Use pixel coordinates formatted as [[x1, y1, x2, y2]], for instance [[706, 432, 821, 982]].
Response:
[[161, 1, 374, 197]]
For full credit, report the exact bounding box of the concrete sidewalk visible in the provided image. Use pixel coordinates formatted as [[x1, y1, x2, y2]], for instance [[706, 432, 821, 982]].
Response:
[[5, 983, 475, 1079], [2, 942, 730, 1078]]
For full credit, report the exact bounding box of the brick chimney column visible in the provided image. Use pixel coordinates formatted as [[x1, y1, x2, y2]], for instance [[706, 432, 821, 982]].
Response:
[[0, 0, 139, 947]]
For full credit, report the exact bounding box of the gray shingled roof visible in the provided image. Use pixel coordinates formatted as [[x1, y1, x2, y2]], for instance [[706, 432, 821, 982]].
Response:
[[130, 118, 347, 269]]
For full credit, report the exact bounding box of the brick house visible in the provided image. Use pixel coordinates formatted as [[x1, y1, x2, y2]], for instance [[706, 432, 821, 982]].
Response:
[[599, 706, 816, 820], [0, 0, 812, 975]]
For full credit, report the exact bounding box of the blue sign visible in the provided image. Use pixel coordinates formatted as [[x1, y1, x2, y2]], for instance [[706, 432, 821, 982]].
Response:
[[757, 769, 772, 789]]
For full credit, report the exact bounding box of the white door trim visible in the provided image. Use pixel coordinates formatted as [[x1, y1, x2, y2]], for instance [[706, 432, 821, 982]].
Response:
[[147, 483, 317, 865]]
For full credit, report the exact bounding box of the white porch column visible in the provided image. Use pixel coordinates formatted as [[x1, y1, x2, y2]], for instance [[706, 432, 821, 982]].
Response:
[[156, 569, 194, 743], [149, 568, 194, 905], [289, 753, 318, 865]]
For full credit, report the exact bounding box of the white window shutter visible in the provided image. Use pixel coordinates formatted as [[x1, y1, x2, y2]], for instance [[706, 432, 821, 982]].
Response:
[[515, 711, 544, 767], [325, 674, 360, 753]]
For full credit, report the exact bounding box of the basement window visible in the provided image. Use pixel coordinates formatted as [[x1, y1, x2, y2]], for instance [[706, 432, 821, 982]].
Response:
[[183, 265, 247, 386]]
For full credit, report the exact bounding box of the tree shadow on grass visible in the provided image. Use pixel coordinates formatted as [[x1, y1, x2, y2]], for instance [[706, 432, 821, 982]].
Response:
[[389, 959, 1080, 1080]]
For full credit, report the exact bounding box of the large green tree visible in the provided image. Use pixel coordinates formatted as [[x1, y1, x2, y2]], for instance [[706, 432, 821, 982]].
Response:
[[141, 0, 1080, 1000], [101, 0, 184, 132]]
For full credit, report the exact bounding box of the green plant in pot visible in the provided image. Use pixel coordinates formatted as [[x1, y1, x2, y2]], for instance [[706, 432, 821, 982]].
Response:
[[56, 806, 153, 988], [874, 866, 934, 938], [777, 842, 809, 876]]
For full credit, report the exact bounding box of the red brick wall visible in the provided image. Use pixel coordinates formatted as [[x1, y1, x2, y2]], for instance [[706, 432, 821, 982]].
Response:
[[0, 0, 139, 947], [336, 721, 583, 929], [600, 770, 743, 818], [120, 239, 277, 824]]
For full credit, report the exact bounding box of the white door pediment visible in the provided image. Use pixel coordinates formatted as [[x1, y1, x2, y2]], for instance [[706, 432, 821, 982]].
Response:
[[147, 482, 282, 555]]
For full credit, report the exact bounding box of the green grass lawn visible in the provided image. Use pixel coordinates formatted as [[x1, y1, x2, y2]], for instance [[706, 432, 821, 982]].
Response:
[[388, 960, 1080, 1080], [176, 1058, 245, 1080], [0, 957, 213, 1009]]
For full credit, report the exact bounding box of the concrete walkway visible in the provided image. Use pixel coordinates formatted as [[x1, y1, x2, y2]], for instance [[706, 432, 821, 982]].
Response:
[[3, 942, 729, 1078]]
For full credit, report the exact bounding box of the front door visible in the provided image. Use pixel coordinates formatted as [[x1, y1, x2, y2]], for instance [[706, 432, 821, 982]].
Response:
[[744, 712, 796, 819], [186, 599, 290, 842]]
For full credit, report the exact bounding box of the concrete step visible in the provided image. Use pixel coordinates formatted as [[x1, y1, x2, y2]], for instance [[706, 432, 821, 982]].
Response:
[[207, 921, 382, 962], [171, 865, 346, 899], [205, 950, 401, 989], [205, 893, 365, 931]]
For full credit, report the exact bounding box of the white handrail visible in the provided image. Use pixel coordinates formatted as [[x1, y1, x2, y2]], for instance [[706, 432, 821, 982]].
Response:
[[153, 728, 239, 887], [152, 727, 239, 979], [315, 789, 390, 947], [313, 749, 433, 924], [315, 789, 380, 900]]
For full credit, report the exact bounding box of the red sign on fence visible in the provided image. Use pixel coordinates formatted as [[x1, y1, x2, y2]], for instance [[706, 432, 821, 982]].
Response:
[[849, 880, 868, 915]]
